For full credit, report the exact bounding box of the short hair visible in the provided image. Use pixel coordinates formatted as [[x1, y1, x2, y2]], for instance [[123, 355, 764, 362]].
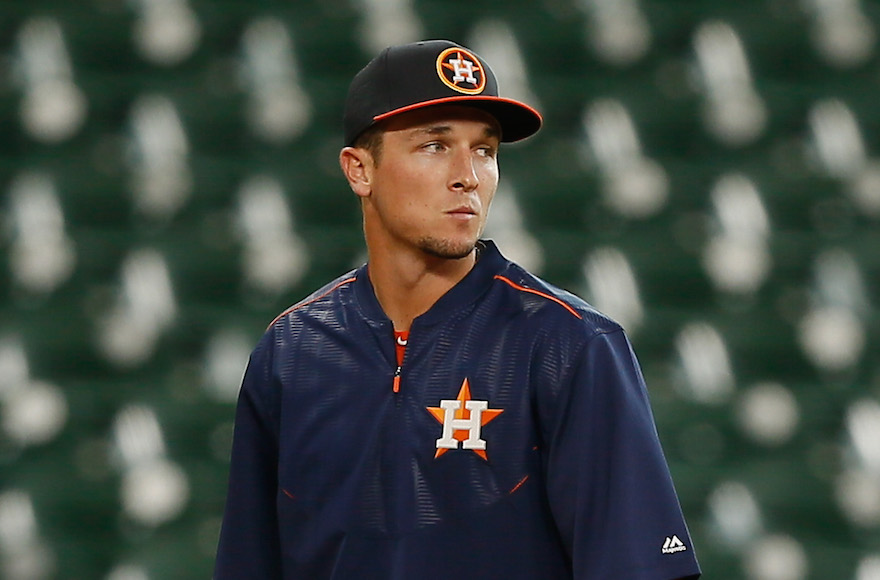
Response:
[[352, 124, 384, 166]]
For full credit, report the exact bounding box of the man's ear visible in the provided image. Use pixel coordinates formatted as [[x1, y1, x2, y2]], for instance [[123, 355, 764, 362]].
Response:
[[339, 147, 374, 198]]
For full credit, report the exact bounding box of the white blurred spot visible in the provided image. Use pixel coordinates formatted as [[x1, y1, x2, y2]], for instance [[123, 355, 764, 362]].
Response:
[[0, 336, 68, 449], [121, 458, 190, 527], [813, 248, 869, 313], [20, 81, 88, 145], [127, 95, 192, 221], [240, 18, 311, 143], [0, 337, 30, 395], [807, 100, 880, 216], [693, 21, 767, 147], [737, 382, 800, 446], [835, 468, 880, 528], [582, 246, 643, 332], [604, 158, 669, 218], [856, 554, 880, 580], [581, 99, 669, 218], [798, 248, 867, 372], [15, 18, 87, 143], [483, 182, 544, 274], [1, 542, 54, 580], [708, 481, 763, 548], [7, 172, 76, 294], [577, 0, 652, 66], [356, 0, 423, 55], [849, 161, 880, 217], [703, 237, 771, 294], [98, 249, 177, 367], [2, 380, 68, 446], [809, 99, 866, 179], [106, 564, 150, 580], [804, 0, 876, 68], [0, 490, 55, 580], [798, 305, 864, 371], [846, 399, 880, 475], [0, 491, 37, 552], [237, 175, 309, 296], [202, 330, 252, 403], [708, 174, 770, 242], [113, 405, 166, 466], [132, 0, 201, 66], [468, 20, 542, 113], [743, 534, 808, 580], [702, 173, 772, 294], [112, 406, 189, 527], [674, 321, 735, 404]]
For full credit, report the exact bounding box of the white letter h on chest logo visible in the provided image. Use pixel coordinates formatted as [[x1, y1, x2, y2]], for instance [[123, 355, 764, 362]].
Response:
[[426, 378, 503, 460], [436, 399, 488, 451]]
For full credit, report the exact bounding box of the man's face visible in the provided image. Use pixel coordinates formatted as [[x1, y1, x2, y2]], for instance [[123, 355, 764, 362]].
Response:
[[361, 105, 501, 260]]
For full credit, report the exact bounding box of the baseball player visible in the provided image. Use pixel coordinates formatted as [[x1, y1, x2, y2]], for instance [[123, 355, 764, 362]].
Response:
[[214, 39, 701, 579]]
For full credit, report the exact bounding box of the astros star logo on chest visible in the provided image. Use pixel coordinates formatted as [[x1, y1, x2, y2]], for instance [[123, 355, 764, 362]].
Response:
[[426, 378, 503, 460]]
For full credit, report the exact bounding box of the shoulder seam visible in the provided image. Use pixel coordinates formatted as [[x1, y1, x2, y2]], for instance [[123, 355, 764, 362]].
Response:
[[493, 275, 583, 320], [556, 327, 626, 398], [267, 276, 357, 329]]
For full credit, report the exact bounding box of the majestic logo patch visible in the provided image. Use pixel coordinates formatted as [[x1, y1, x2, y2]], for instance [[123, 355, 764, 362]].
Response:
[[427, 378, 502, 460], [436, 48, 486, 95], [662, 535, 688, 554]]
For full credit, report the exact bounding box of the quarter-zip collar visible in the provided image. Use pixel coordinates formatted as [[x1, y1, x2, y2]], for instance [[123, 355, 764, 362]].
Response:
[[351, 239, 507, 328]]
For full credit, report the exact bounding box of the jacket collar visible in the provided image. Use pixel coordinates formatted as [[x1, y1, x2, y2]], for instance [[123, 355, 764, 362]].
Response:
[[352, 240, 507, 327]]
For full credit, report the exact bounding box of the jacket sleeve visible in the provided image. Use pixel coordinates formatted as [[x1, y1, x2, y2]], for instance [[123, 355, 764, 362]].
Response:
[[214, 331, 283, 579], [541, 329, 701, 580]]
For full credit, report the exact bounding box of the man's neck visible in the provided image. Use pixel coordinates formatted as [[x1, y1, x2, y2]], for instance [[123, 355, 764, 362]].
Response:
[[367, 246, 477, 332]]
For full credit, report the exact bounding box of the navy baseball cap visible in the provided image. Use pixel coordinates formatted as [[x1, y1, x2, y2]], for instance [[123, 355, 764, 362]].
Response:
[[344, 40, 543, 146]]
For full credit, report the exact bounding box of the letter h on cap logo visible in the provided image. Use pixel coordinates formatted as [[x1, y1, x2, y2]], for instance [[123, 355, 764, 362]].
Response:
[[449, 56, 477, 85]]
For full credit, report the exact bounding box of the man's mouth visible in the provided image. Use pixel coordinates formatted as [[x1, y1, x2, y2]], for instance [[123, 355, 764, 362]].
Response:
[[447, 206, 477, 217]]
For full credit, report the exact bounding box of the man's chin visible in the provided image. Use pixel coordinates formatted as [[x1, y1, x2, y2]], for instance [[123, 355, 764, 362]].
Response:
[[417, 237, 477, 260]]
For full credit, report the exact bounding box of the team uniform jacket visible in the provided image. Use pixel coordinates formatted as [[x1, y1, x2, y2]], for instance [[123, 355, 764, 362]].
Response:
[[215, 240, 701, 579]]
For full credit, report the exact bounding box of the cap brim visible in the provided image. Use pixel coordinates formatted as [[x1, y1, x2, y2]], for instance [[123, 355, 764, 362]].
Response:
[[373, 96, 542, 143]]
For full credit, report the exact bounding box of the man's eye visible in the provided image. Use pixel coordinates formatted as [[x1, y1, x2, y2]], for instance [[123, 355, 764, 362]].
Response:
[[423, 142, 445, 152], [476, 146, 497, 158]]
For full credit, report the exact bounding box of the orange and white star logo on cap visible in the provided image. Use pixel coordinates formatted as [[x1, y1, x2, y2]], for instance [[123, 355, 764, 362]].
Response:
[[427, 378, 503, 460], [436, 48, 486, 95]]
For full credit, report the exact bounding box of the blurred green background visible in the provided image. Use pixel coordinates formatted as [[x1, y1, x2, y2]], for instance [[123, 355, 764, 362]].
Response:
[[1, 0, 879, 578]]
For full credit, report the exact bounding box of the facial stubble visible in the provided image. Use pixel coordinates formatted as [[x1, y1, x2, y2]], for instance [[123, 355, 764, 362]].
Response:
[[416, 236, 477, 260]]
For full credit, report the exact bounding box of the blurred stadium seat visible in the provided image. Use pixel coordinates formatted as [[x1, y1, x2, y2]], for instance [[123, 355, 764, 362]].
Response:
[[0, 0, 879, 578]]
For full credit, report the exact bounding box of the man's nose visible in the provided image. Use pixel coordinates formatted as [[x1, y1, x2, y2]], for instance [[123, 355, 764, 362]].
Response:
[[449, 149, 479, 192]]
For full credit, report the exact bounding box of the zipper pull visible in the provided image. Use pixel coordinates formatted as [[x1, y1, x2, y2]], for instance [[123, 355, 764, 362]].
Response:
[[392, 329, 408, 394]]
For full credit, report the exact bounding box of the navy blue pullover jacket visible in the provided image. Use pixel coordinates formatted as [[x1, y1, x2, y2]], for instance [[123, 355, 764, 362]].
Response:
[[215, 240, 701, 579]]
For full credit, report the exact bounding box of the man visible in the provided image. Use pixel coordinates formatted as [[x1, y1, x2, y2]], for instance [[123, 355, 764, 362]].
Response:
[[215, 39, 701, 579]]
